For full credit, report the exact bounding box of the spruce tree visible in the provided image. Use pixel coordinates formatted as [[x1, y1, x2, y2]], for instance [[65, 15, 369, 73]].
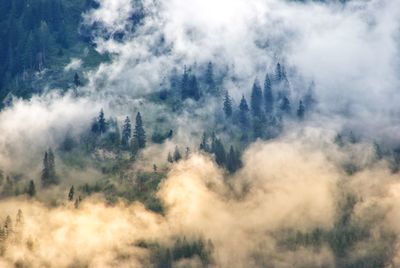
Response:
[[199, 132, 209, 152], [223, 91, 233, 118], [280, 96, 291, 114], [41, 148, 58, 187], [68, 186, 74, 201], [173, 146, 182, 162], [189, 75, 200, 100], [133, 112, 146, 149], [121, 116, 132, 149], [239, 95, 249, 128], [27, 180, 36, 197], [74, 72, 81, 87], [167, 152, 173, 163], [213, 139, 226, 167], [251, 79, 263, 117], [227, 146, 241, 173], [297, 100, 305, 120], [98, 109, 107, 134], [181, 66, 189, 100], [264, 73, 274, 114], [205, 62, 216, 95]]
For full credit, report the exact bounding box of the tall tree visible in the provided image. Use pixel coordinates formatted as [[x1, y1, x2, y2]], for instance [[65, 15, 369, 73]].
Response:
[[74, 73, 81, 87], [173, 146, 182, 162], [239, 95, 249, 128], [297, 100, 305, 120], [251, 79, 263, 117], [189, 74, 200, 100], [27, 180, 36, 197], [199, 132, 209, 152], [121, 116, 132, 149], [133, 112, 146, 149], [223, 91, 233, 118], [227, 146, 241, 173], [98, 109, 107, 134], [41, 148, 58, 187], [181, 66, 189, 100], [279, 96, 291, 114], [264, 73, 274, 114], [205, 62, 216, 95], [68, 185, 74, 201], [212, 139, 226, 167]]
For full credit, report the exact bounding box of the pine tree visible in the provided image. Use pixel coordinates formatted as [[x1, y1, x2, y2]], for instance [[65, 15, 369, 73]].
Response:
[[280, 96, 291, 114], [189, 75, 200, 100], [227, 146, 241, 173], [27, 180, 36, 197], [167, 152, 173, 163], [223, 91, 233, 118], [173, 146, 182, 162], [239, 95, 249, 128], [41, 148, 58, 187], [121, 116, 132, 149], [181, 66, 189, 100], [205, 62, 216, 95], [98, 109, 107, 134], [74, 72, 81, 87], [275, 63, 283, 82], [133, 112, 146, 149], [199, 132, 209, 152], [264, 73, 274, 114], [68, 186, 74, 201], [297, 100, 305, 120], [213, 139, 226, 167], [251, 79, 263, 117]]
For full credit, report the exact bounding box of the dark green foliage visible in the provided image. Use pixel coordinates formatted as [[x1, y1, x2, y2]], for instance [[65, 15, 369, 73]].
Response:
[[41, 148, 58, 187], [211, 138, 226, 166], [239, 95, 250, 128], [98, 109, 107, 134], [264, 73, 274, 114], [279, 96, 291, 114], [27, 180, 36, 197], [173, 146, 182, 162], [205, 62, 217, 95], [226, 146, 241, 173], [133, 112, 146, 149], [297, 100, 305, 119], [121, 116, 132, 149], [68, 185, 74, 201], [251, 79, 263, 117], [74, 72, 81, 87], [199, 132, 209, 152], [223, 90, 233, 118]]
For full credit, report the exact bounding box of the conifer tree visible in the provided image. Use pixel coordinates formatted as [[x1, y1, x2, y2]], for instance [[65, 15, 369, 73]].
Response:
[[205, 62, 216, 95], [189, 75, 200, 100], [280, 96, 291, 114], [121, 116, 132, 149], [239, 95, 249, 128], [264, 73, 274, 114], [98, 109, 107, 134], [41, 148, 58, 187], [227, 146, 241, 173], [297, 100, 305, 120], [68, 186, 74, 201], [199, 132, 209, 152], [167, 152, 173, 163], [173, 146, 182, 162], [223, 91, 233, 118], [27, 180, 36, 197], [74, 72, 81, 87], [133, 112, 146, 149], [251, 79, 263, 117], [181, 66, 189, 100], [213, 139, 226, 167]]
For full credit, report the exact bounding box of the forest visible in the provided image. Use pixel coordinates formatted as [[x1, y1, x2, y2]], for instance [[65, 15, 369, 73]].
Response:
[[0, 0, 399, 267]]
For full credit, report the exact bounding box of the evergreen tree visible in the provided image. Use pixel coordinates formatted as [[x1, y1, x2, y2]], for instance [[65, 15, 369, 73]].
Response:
[[223, 91, 233, 118], [199, 132, 209, 152], [280, 96, 291, 114], [98, 109, 107, 134], [227, 146, 241, 173], [68, 186, 74, 201], [27, 180, 36, 197], [181, 66, 189, 100], [239, 95, 249, 128], [41, 148, 58, 187], [121, 116, 132, 149], [251, 79, 263, 117], [264, 73, 274, 114], [133, 112, 146, 149], [173, 146, 182, 162], [167, 152, 173, 163], [74, 72, 81, 87], [205, 62, 216, 95], [297, 100, 305, 120], [275, 62, 283, 82], [189, 74, 200, 100], [213, 139, 226, 167]]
